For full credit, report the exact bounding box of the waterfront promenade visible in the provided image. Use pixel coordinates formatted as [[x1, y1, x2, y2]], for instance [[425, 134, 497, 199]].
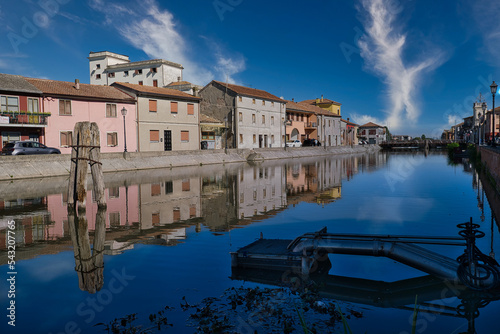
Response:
[[0, 145, 380, 181]]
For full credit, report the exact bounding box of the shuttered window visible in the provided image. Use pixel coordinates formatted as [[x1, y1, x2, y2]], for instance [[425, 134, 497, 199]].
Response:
[[189, 205, 196, 218], [182, 179, 190, 191], [171, 102, 178, 113], [59, 100, 71, 115], [187, 103, 194, 115], [151, 183, 161, 196], [152, 213, 160, 226], [150, 130, 159, 142], [180, 130, 189, 142], [60, 131, 73, 147], [149, 100, 157, 112], [107, 132, 118, 147], [106, 104, 117, 117], [173, 208, 181, 222]]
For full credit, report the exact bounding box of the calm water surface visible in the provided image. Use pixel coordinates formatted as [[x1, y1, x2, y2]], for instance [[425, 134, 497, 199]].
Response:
[[0, 151, 499, 333]]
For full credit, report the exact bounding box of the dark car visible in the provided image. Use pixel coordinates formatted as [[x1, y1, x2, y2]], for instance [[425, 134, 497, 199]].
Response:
[[302, 139, 321, 147], [2, 141, 61, 155]]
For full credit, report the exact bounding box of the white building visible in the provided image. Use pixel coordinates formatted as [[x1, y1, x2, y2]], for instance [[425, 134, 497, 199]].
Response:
[[88, 51, 183, 87], [199, 81, 286, 149]]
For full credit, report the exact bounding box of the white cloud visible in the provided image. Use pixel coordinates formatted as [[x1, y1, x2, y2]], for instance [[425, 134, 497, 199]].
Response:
[[88, 0, 245, 85], [357, 0, 445, 131], [350, 113, 384, 126]]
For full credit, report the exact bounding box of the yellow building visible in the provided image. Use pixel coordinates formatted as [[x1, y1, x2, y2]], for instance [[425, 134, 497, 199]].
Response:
[[301, 95, 341, 116]]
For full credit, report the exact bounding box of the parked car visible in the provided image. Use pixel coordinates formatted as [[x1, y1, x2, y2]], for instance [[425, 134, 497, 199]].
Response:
[[2, 141, 61, 155], [286, 140, 302, 147], [303, 139, 321, 147]]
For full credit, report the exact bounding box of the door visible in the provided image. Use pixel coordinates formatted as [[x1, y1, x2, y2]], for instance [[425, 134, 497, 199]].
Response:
[[164, 130, 172, 151], [264, 135, 268, 148], [259, 135, 263, 148]]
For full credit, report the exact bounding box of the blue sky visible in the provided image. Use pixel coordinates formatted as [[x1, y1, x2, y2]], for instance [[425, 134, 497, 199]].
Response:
[[1, 0, 500, 137]]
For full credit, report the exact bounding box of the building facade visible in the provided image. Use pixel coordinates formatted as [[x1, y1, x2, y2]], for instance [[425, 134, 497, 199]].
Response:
[[0, 74, 47, 146], [26, 78, 137, 154], [88, 51, 184, 88], [113, 82, 201, 152], [199, 81, 286, 149], [358, 122, 387, 144], [284, 100, 317, 142]]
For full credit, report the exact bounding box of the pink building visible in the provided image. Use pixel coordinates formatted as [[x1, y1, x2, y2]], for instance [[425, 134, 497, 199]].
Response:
[[25, 78, 137, 154]]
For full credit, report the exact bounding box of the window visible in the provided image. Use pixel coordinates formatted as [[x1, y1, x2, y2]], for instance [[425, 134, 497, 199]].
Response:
[[190, 205, 197, 218], [107, 132, 118, 147], [60, 131, 72, 147], [124, 70, 129, 76], [252, 99, 256, 104], [173, 208, 181, 222], [1, 96, 19, 112], [253, 134, 256, 144], [152, 213, 160, 226], [151, 183, 161, 196], [59, 100, 71, 115], [27, 98, 39, 113], [239, 134, 243, 144], [180, 130, 189, 142], [138, 81, 143, 85], [109, 212, 120, 226], [239, 112, 243, 122], [262, 115, 265, 124], [153, 80, 158, 87], [106, 104, 117, 117], [96, 64, 101, 69], [150, 67, 157, 73], [108, 187, 120, 199], [96, 74, 101, 80], [262, 100, 265, 106], [271, 135, 274, 144], [171, 102, 178, 113], [238, 96, 242, 102], [165, 181, 173, 194], [271, 116, 274, 125], [271, 102, 275, 107], [369, 129, 376, 135], [182, 179, 190, 191], [252, 114, 256, 124], [150, 130, 159, 142], [108, 72, 115, 78], [149, 100, 157, 113], [135, 69, 142, 75], [187, 103, 194, 115]]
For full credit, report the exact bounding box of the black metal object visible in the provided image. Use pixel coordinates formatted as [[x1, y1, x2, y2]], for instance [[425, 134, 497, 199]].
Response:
[[456, 218, 500, 291]]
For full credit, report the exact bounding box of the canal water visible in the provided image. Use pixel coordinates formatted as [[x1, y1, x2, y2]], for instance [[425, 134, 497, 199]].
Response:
[[0, 151, 499, 333]]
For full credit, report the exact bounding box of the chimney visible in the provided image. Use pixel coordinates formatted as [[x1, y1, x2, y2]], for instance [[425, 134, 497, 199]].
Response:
[[292, 98, 294, 102], [315, 98, 320, 104], [347, 118, 350, 122], [75, 79, 80, 90], [177, 76, 181, 82], [321, 94, 323, 101]]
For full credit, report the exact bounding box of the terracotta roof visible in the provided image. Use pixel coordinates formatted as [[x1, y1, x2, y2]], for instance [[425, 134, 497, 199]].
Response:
[[166, 81, 192, 87], [200, 113, 222, 124], [25, 77, 135, 102], [301, 98, 342, 106], [0, 73, 42, 95], [296, 102, 339, 117], [209, 80, 285, 103], [112, 82, 200, 101], [341, 118, 359, 126], [285, 100, 314, 113], [359, 122, 384, 128]]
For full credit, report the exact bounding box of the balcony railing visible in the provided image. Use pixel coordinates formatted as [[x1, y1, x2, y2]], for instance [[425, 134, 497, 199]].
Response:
[[0, 112, 50, 126], [305, 122, 317, 128]]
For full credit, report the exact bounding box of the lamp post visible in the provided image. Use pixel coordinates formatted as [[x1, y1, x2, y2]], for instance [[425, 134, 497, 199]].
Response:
[[121, 107, 127, 153], [490, 81, 498, 147], [284, 118, 292, 150], [224, 116, 228, 154]]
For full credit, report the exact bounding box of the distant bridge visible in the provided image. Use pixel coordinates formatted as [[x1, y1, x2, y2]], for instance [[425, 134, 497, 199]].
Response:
[[380, 140, 455, 149]]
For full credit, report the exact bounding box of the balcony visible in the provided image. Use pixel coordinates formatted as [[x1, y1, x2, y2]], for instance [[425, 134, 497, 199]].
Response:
[[305, 122, 317, 129], [0, 112, 50, 126]]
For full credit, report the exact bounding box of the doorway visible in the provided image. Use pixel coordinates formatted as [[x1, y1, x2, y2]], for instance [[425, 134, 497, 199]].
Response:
[[164, 130, 172, 151]]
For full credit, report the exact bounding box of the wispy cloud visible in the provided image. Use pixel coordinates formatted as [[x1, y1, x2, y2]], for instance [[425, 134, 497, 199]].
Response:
[[350, 113, 384, 126], [469, 1, 500, 65], [357, 0, 446, 131], [88, 0, 245, 85]]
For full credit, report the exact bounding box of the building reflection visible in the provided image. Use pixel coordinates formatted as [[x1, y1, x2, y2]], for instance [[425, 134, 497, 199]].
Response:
[[0, 153, 381, 261]]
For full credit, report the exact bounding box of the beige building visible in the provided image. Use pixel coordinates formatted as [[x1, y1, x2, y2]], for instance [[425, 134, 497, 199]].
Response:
[[113, 82, 201, 151]]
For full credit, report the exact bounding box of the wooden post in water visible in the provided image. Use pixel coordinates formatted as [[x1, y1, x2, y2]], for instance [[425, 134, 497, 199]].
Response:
[[67, 122, 106, 210]]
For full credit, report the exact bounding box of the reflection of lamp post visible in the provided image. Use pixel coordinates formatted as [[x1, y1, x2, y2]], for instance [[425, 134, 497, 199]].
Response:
[[284, 118, 292, 150], [121, 107, 127, 152], [479, 102, 487, 145], [224, 116, 228, 154], [490, 81, 498, 147]]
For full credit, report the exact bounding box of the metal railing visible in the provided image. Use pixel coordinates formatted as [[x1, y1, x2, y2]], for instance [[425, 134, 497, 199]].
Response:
[[0, 112, 49, 125]]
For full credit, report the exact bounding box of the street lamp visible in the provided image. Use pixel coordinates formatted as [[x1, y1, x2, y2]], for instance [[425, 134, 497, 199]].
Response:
[[121, 107, 127, 153], [284, 118, 292, 150], [224, 116, 228, 154], [490, 81, 498, 147]]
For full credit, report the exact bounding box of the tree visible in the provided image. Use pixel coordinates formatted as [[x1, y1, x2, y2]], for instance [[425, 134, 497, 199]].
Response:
[[422, 134, 426, 140]]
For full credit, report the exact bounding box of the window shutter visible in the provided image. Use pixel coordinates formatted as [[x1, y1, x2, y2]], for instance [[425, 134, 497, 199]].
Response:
[[150, 130, 159, 142], [149, 100, 157, 112], [187, 103, 194, 115], [180, 130, 189, 142], [171, 102, 178, 113], [182, 179, 190, 191], [151, 184, 161, 196]]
